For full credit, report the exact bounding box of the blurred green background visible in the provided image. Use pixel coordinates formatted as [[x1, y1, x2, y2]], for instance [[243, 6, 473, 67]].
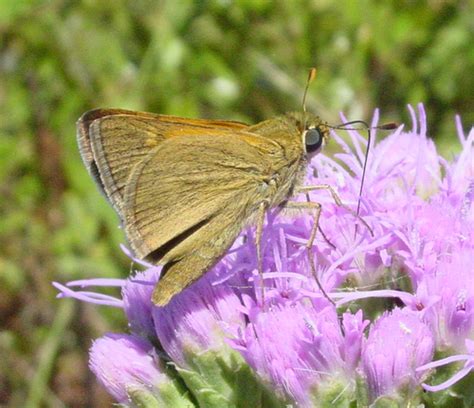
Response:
[[1, 0, 472, 406]]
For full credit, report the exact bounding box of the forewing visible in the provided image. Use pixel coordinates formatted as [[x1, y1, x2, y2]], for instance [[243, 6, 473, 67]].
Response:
[[123, 132, 282, 259], [76, 108, 249, 215], [121, 132, 286, 305]]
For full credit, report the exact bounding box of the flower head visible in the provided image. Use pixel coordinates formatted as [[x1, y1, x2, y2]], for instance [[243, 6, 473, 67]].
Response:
[[152, 271, 247, 367], [89, 333, 192, 406], [230, 302, 368, 406], [362, 307, 435, 402]]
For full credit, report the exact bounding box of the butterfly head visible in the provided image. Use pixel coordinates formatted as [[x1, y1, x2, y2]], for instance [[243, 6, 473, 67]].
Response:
[[285, 111, 330, 157]]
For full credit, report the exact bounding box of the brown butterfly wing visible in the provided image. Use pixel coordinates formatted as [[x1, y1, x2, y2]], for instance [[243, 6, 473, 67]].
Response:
[[76, 109, 248, 215], [123, 133, 286, 305]]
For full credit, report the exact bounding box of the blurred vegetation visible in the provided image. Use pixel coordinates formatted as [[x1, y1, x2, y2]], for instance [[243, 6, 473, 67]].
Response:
[[0, 0, 472, 406]]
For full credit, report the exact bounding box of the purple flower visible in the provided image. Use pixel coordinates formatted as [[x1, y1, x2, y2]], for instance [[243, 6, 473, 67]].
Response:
[[55, 105, 474, 406], [362, 307, 435, 402], [416, 248, 474, 350], [151, 272, 247, 368], [89, 333, 193, 406], [230, 302, 368, 405]]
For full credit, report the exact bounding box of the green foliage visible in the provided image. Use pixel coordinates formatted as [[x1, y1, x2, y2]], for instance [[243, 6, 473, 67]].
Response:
[[177, 348, 284, 408], [0, 0, 472, 405]]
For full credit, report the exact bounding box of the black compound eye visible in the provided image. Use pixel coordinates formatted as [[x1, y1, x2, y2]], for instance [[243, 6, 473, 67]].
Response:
[[304, 128, 324, 153]]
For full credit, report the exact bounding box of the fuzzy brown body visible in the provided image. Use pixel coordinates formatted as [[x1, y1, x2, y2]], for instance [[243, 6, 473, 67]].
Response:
[[77, 109, 329, 306]]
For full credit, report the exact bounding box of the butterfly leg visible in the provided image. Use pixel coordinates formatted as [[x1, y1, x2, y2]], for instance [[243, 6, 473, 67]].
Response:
[[317, 224, 336, 249], [255, 201, 268, 305], [295, 184, 373, 236], [302, 191, 336, 249], [281, 200, 335, 306]]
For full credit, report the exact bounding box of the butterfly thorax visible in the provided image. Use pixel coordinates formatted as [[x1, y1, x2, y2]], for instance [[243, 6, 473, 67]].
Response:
[[247, 111, 329, 207]]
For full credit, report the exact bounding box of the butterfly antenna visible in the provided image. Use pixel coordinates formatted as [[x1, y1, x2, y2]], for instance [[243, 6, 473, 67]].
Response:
[[302, 68, 317, 130], [328, 120, 398, 236]]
